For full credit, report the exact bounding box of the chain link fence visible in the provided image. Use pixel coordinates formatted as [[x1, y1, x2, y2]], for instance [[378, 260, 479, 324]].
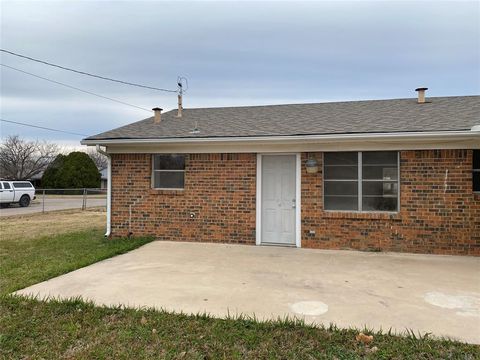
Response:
[[34, 188, 107, 213]]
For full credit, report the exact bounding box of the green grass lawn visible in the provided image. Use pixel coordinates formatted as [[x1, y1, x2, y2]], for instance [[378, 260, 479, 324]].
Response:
[[0, 228, 152, 295], [0, 219, 479, 359], [2, 296, 478, 360]]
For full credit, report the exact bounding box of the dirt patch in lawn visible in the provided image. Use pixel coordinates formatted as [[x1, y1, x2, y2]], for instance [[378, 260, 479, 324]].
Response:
[[0, 209, 106, 242]]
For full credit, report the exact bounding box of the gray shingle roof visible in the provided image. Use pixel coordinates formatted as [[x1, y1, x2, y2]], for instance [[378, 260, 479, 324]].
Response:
[[84, 96, 480, 141]]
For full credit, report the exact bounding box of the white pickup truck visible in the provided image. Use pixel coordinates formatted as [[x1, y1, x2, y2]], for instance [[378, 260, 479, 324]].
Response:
[[0, 181, 36, 207]]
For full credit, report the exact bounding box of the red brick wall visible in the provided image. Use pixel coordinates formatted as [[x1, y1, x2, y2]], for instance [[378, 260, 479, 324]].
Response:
[[110, 150, 479, 255], [302, 150, 480, 256], [110, 153, 256, 244]]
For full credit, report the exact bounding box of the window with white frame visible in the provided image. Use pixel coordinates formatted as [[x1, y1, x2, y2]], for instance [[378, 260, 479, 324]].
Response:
[[152, 154, 185, 189], [324, 151, 399, 212], [473, 150, 480, 193]]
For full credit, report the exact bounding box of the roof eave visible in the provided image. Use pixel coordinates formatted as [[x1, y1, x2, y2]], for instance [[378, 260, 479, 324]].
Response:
[[81, 130, 480, 146]]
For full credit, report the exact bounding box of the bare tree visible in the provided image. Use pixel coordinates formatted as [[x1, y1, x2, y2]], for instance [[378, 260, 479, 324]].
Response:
[[86, 148, 108, 170], [0, 135, 60, 180]]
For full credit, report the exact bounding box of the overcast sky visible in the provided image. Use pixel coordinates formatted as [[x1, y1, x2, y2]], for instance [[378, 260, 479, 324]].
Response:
[[1, 0, 479, 148]]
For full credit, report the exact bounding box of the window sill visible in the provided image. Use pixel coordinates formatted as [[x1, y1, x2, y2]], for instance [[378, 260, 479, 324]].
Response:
[[322, 211, 401, 220], [150, 188, 185, 195]]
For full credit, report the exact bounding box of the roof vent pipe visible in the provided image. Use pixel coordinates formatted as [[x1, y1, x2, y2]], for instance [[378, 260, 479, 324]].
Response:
[[177, 94, 183, 118], [152, 107, 162, 123], [176, 80, 183, 118], [415, 87, 428, 104]]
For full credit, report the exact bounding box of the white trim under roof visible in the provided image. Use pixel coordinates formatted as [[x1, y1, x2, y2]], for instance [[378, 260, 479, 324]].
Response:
[[81, 130, 480, 153]]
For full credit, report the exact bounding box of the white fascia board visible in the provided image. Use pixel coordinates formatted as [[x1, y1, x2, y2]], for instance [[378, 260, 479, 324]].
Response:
[[81, 131, 480, 153], [81, 131, 479, 145]]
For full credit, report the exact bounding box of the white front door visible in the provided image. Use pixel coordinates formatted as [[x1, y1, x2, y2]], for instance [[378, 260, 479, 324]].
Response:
[[261, 155, 297, 245]]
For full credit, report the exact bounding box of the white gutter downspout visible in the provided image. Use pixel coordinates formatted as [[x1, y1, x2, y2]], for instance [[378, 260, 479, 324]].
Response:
[[96, 144, 111, 237]]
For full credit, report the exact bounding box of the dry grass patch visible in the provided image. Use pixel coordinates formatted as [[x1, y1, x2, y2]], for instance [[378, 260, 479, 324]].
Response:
[[0, 209, 106, 242]]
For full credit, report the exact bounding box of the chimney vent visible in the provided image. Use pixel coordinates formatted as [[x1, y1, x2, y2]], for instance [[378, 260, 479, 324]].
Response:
[[415, 87, 428, 104], [152, 107, 162, 123]]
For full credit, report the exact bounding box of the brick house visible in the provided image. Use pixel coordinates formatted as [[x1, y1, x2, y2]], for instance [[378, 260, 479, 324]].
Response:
[[82, 91, 480, 256]]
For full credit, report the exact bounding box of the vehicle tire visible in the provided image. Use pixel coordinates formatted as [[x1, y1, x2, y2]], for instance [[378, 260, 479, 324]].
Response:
[[19, 195, 30, 207]]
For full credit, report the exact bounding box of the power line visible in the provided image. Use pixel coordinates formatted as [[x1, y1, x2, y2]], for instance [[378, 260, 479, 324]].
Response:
[[1, 118, 88, 137], [0, 49, 178, 93], [1, 63, 152, 113]]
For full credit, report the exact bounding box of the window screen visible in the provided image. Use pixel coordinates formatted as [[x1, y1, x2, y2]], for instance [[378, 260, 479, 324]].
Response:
[[324, 151, 399, 212], [152, 154, 185, 189], [324, 152, 358, 210], [361, 152, 398, 211]]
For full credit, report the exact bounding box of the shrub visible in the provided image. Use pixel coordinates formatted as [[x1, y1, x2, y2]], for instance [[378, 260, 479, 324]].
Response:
[[41, 154, 66, 188], [41, 152, 100, 189]]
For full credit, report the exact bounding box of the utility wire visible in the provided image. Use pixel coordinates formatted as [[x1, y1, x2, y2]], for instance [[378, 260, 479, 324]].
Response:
[[1, 63, 152, 113], [0, 49, 178, 93], [1, 118, 88, 137]]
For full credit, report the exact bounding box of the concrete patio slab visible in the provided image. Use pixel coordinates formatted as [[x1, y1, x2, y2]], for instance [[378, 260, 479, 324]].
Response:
[[16, 241, 480, 343]]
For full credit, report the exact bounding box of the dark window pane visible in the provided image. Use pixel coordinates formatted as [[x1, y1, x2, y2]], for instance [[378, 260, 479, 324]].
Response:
[[362, 197, 397, 211], [324, 152, 358, 166], [362, 165, 398, 180], [362, 151, 397, 165], [362, 152, 398, 182], [324, 166, 358, 180], [324, 181, 358, 196], [154, 171, 184, 189], [474, 150, 480, 170], [362, 181, 398, 196], [3, 182, 11, 189], [473, 172, 480, 192], [153, 155, 185, 170], [323, 151, 400, 212], [324, 152, 359, 210], [324, 196, 358, 210]]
